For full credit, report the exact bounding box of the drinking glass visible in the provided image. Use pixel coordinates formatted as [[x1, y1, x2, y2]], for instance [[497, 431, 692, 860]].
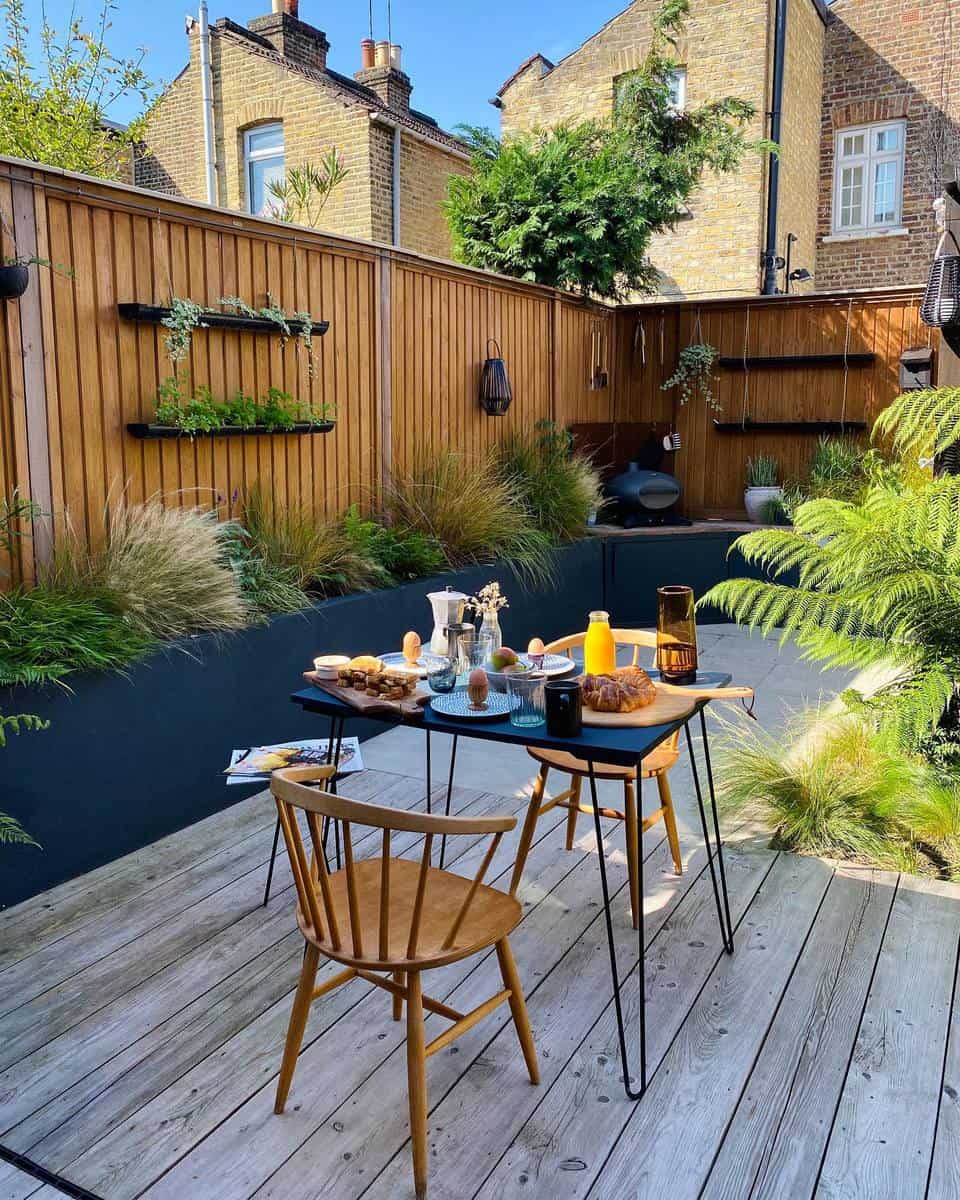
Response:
[[656, 585, 698, 684], [426, 656, 457, 693], [506, 670, 546, 728]]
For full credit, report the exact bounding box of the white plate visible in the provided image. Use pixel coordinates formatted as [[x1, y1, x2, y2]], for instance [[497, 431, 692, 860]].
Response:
[[377, 650, 446, 678], [429, 688, 511, 721]]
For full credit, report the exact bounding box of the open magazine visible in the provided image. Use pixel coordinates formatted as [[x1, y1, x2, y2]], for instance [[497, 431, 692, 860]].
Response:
[[225, 737, 364, 786]]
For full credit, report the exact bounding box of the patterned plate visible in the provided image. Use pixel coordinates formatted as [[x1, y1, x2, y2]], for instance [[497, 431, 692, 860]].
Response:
[[378, 650, 446, 678], [429, 688, 512, 722]]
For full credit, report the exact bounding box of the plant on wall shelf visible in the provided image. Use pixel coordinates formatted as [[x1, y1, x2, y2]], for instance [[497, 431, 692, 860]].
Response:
[[219, 294, 318, 377], [151, 377, 335, 435], [661, 342, 719, 411], [161, 297, 206, 368]]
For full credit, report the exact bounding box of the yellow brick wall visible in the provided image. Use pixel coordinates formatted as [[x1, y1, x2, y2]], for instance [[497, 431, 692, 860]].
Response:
[[138, 27, 467, 255], [775, 0, 824, 293], [499, 0, 793, 300], [399, 135, 470, 259]]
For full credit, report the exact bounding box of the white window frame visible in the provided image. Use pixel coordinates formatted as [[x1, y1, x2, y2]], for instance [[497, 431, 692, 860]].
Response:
[[243, 123, 284, 216], [666, 68, 686, 113], [831, 120, 905, 237]]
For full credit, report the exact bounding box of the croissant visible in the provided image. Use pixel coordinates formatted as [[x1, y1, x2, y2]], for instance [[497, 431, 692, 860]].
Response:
[[579, 666, 657, 713]]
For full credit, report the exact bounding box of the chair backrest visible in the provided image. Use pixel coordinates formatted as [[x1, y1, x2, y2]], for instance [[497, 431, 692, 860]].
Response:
[[270, 766, 516, 963]]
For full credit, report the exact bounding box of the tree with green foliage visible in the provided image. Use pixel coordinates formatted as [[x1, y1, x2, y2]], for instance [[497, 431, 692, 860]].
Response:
[[445, 0, 769, 299], [703, 386, 960, 758], [0, 0, 153, 179]]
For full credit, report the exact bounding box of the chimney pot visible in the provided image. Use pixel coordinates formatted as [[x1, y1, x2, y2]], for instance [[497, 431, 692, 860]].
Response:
[[361, 37, 375, 69], [390, 43, 402, 70], [374, 40, 390, 67], [284, 0, 299, 14]]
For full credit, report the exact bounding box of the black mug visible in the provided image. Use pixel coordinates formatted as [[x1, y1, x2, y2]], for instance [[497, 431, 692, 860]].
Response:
[[545, 680, 582, 738]]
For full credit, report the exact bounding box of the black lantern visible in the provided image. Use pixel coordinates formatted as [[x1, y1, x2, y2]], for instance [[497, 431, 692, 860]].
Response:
[[921, 231, 960, 345], [479, 339, 512, 416]]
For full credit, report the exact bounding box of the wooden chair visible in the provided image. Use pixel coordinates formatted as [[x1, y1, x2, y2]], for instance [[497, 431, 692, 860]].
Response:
[[508, 629, 682, 930], [270, 765, 539, 1200]]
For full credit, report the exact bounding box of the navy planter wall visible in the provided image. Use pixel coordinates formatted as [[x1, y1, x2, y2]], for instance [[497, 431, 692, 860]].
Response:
[[1, 531, 765, 908]]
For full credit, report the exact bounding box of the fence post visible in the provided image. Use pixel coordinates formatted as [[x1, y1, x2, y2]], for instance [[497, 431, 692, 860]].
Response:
[[550, 293, 561, 424], [12, 176, 53, 573], [376, 249, 393, 493]]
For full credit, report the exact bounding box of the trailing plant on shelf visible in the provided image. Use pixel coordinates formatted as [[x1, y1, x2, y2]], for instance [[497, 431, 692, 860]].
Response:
[[219, 294, 317, 377], [161, 297, 206, 368], [661, 342, 719, 411]]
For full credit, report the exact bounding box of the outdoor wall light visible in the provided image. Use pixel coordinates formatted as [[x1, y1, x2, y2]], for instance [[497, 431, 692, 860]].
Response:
[[921, 230, 960, 332], [479, 339, 512, 415], [789, 267, 812, 283]]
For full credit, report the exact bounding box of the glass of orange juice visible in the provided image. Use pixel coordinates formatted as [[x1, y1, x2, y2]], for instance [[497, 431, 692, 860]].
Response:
[[584, 610, 616, 675]]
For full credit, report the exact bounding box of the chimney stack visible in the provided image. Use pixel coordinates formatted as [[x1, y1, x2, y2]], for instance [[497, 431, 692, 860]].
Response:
[[248, 1, 327, 70], [355, 43, 411, 113]]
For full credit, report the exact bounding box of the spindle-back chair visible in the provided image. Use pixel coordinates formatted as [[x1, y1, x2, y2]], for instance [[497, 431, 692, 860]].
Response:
[[509, 629, 683, 929], [270, 765, 539, 1200]]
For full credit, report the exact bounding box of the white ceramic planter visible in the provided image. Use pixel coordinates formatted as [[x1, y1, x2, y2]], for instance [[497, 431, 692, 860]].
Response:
[[744, 485, 783, 523]]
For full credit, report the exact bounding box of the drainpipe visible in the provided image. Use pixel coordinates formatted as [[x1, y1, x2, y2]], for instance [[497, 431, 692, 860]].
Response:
[[198, 0, 217, 206], [392, 125, 401, 246], [760, 0, 788, 294]]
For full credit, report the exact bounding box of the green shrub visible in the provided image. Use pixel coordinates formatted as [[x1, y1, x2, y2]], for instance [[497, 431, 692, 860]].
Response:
[[491, 420, 602, 542], [243, 485, 382, 598], [0, 586, 151, 687], [341, 505, 445, 584], [381, 449, 556, 588], [217, 522, 311, 617], [713, 709, 924, 870], [52, 501, 249, 640]]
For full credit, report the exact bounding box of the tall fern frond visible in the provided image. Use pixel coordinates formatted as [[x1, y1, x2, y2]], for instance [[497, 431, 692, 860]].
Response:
[[874, 386, 960, 458]]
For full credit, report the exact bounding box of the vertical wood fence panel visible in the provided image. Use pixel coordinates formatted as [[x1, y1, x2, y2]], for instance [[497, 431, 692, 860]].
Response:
[[0, 160, 933, 579]]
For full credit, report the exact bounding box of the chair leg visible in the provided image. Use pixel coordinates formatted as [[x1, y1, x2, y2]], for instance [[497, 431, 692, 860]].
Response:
[[564, 775, 583, 851], [406, 971, 429, 1200], [509, 764, 549, 896], [657, 770, 683, 875], [624, 780, 641, 930], [275, 941, 321, 1114], [496, 937, 540, 1085], [393, 971, 405, 1021]]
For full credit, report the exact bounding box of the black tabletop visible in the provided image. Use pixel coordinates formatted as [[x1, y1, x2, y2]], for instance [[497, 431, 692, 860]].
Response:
[[290, 668, 732, 768]]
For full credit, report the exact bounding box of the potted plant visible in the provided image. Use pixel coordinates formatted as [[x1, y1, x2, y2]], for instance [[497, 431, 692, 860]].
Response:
[[744, 455, 782, 523], [0, 217, 72, 301]]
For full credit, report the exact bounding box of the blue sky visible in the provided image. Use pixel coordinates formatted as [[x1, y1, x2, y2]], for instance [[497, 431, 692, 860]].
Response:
[[29, 1, 628, 133]]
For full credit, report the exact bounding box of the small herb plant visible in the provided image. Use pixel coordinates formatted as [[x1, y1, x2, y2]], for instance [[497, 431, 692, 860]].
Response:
[[152, 377, 334, 435], [662, 343, 720, 411], [745, 455, 779, 487]]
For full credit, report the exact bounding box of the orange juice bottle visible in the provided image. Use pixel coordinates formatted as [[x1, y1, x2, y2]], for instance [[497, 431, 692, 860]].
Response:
[[584, 610, 616, 675]]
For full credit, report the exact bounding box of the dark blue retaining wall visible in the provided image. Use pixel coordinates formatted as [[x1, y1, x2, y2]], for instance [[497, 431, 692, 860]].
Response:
[[0, 530, 758, 908]]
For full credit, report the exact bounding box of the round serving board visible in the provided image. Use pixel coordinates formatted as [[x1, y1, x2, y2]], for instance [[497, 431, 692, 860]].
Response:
[[580, 685, 698, 727]]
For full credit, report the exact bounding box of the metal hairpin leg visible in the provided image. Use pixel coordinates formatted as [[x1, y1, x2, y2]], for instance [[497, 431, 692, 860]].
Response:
[[438, 734, 459, 869], [262, 817, 282, 908], [587, 758, 647, 1100], [685, 711, 735, 953]]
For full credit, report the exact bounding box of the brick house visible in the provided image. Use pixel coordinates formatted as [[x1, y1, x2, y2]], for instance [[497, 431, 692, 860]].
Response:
[[135, 0, 470, 258], [495, 0, 959, 297]]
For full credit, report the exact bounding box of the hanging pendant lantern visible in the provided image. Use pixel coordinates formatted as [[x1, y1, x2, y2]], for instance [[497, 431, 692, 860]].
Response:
[[479, 339, 512, 416], [921, 230, 960, 331]]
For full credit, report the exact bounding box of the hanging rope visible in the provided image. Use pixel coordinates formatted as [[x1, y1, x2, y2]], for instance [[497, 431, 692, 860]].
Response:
[[739, 306, 751, 429], [839, 296, 852, 431]]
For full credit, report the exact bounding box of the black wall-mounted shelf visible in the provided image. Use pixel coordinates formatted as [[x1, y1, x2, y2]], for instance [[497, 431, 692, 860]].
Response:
[[712, 419, 867, 434], [127, 421, 335, 440], [717, 353, 875, 370], [118, 302, 329, 338]]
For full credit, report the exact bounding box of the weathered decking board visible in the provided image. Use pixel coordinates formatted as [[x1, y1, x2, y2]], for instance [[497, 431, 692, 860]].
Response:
[[2, 771, 960, 1200]]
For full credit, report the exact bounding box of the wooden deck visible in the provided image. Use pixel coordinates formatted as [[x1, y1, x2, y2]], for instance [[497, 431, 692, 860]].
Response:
[[1, 768, 959, 1200]]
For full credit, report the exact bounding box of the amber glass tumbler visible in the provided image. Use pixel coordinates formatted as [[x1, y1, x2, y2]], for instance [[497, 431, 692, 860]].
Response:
[[656, 585, 698, 685]]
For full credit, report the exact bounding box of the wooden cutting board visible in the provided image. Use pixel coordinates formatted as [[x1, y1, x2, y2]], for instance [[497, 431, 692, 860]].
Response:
[[303, 672, 431, 720], [581, 685, 698, 727]]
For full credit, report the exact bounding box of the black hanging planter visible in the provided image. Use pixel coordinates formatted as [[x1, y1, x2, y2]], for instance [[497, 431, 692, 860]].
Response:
[[921, 230, 960, 350], [479, 339, 512, 416], [0, 265, 29, 301]]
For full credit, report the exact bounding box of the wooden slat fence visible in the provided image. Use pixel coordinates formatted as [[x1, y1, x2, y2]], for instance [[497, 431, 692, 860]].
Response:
[[0, 156, 931, 580]]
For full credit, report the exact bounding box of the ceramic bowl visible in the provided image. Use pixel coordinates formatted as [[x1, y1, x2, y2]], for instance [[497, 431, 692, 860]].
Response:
[[312, 654, 350, 680]]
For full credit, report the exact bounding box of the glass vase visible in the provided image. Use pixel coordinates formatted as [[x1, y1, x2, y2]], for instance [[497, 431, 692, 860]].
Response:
[[480, 611, 502, 655], [656, 586, 698, 685]]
